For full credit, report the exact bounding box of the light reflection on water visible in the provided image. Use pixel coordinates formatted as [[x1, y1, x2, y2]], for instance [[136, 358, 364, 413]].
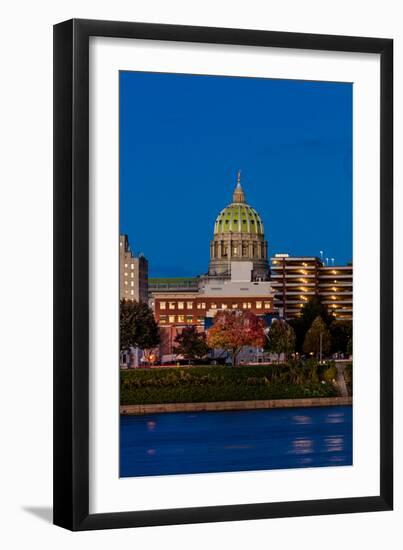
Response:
[[120, 405, 352, 478], [325, 413, 345, 423], [292, 415, 312, 424], [290, 438, 314, 455]]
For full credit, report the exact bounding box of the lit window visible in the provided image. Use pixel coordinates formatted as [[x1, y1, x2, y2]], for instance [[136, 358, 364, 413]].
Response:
[[160, 302, 166, 310], [264, 301, 271, 309], [131, 273, 134, 278], [256, 301, 262, 309], [169, 315, 175, 323], [178, 315, 185, 323], [221, 303, 228, 309], [169, 302, 175, 310], [232, 303, 238, 308], [197, 316, 204, 323], [178, 302, 184, 310], [130, 281, 134, 287], [124, 281, 128, 286], [242, 303, 248, 309], [187, 302, 193, 309], [211, 303, 217, 309], [124, 263, 128, 268], [160, 315, 167, 324], [124, 272, 128, 277], [131, 264, 135, 269], [130, 290, 134, 295], [186, 315, 193, 323], [197, 302, 206, 309], [202, 302, 206, 309]]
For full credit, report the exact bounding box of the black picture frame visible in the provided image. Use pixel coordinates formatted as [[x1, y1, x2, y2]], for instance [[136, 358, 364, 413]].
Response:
[[53, 18, 393, 531]]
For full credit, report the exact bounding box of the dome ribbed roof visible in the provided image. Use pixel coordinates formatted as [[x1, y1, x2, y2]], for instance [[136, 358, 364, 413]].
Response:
[[213, 172, 264, 236], [214, 203, 264, 235]]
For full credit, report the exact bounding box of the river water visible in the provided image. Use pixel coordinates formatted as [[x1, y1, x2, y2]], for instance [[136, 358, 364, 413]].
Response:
[[120, 405, 352, 478]]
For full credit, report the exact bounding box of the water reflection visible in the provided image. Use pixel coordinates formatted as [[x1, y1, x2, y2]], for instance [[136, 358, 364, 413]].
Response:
[[120, 405, 352, 478], [325, 413, 344, 423], [290, 438, 314, 455], [324, 436, 344, 452], [292, 415, 312, 424]]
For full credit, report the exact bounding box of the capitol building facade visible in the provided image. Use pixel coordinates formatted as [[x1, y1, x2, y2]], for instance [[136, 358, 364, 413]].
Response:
[[208, 171, 270, 281], [148, 173, 276, 357]]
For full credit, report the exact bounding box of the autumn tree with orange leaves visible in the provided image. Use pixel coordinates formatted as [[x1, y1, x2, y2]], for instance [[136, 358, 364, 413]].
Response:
[[207, 310, 266, 366]]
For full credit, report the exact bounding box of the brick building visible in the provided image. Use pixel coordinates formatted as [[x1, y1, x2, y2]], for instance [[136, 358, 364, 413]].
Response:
[[151, 261, 274, 357]]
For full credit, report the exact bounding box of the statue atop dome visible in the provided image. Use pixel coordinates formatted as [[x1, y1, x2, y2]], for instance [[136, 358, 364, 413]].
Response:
[[232, 170, 246, 203]]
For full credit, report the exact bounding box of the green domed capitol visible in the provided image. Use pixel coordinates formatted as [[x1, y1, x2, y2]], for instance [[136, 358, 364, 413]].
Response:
[[208, 172, 270, 280]]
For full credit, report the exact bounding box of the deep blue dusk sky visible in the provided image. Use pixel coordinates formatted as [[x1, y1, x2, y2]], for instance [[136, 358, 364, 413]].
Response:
[[120, 71, 352, 278]]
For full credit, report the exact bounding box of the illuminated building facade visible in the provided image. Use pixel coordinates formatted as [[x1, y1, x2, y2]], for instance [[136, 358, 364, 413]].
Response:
[[119, 234, 148, 303], [270, 254, 352, 321], [152, 261, 274, 357], [145, 173, 353, 360]]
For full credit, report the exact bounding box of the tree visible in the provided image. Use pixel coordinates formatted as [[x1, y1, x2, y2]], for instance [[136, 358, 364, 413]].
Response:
[[300, 295, 335, 328], [207, 310, 266, 366], [303, 316, 331, 360], [174, 326, 210, 363], [330, 320, 352, 354], [265, 319, 296, 363], [120, 299, 160, 351], [289, 296, 335, 353]]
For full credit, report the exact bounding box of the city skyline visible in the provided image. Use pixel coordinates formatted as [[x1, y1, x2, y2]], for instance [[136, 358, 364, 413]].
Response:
[[120, 71, 352, 277]]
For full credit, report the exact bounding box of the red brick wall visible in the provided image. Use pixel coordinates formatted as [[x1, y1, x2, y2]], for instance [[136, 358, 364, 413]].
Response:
[[154, 296, 273, 326]]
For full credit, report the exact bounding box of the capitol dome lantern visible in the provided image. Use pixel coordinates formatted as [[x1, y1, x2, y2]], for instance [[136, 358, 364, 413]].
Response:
[[208, 171, 270, 280]]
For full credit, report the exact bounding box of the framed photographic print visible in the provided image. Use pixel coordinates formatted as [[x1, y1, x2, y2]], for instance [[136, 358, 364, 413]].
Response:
[[53, 19, 393, 530]]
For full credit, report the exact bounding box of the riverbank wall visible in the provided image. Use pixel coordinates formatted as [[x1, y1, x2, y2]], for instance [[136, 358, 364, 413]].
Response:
[[120, 396, 352, 415]]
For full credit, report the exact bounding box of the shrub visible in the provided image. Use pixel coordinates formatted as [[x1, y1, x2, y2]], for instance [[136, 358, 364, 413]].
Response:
[[323, 365, 338, 383], [120, 364, 338, 405]]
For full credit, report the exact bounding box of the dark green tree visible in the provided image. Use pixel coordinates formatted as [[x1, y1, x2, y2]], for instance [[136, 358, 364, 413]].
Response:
[[330, 320, 352, 354], [289, 295, 335, 353], [265, 319, 296, 363], [303, 316, 331, 359], [174, 326, 210, 363], [300, 295, 335, 328], [288, 317, 306, 354], [120, 299, 160, 351]]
